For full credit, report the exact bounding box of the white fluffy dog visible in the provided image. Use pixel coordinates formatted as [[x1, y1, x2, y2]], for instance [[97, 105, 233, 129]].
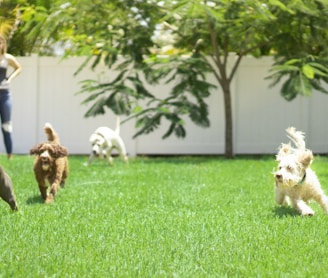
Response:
[[88, 117, 128, 165], [274, 127, 328, 216]]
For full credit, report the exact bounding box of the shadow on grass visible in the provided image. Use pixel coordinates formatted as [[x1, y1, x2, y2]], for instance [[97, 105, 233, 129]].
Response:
[[135, 155, 220, 164], [273, 206, 299, 218], [134, 155, 275, 165], [69, 154, 277, 167], [26, 195, 44, 205]]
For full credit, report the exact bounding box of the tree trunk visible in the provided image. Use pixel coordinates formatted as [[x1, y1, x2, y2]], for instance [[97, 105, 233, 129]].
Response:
[[222, 82, 234, 158]]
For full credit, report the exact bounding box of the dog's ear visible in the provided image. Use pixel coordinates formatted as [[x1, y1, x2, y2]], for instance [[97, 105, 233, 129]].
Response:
[[89, 134, 96, 143], [30, 144, 42, 155], [299, 150, 313, 168], [53, 145, 68, 158], [89, 134, 99, 143]]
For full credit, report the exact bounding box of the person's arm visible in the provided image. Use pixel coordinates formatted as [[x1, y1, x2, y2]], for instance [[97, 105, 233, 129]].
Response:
[[6, 53, 22, 83]]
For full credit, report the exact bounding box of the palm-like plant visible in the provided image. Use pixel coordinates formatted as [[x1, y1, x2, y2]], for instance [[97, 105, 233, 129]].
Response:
[[0, 1, 20, 42]]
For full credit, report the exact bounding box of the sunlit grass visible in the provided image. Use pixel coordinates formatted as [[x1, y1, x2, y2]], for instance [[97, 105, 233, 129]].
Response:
[[0, 155, 327, 277]]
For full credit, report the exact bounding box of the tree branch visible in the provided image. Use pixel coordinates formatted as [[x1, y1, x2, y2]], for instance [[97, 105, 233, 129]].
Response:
[[223, 35, 229, 68], [228, 54, 243, 83], [208, 22, 228, 84], [203, 55, 222, 85]]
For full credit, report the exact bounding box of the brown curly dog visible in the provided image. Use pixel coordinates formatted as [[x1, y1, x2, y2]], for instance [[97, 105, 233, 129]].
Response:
[[30, 123, 69, 203]]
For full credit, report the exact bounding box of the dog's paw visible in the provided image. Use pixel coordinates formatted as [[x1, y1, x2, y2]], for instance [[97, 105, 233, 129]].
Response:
[[301, 209, 314, 217], [45, 195, 54, 204], [11, 203, 18, 211]]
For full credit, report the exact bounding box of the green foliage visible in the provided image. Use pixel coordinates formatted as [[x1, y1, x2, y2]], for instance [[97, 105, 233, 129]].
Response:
[[77, 51, 215, 139], [169, 0, 273, 57], [265, 0, 328, 100], [20, 0, 162, 56], [267, 56, 328, 100], [128, 54, 215, 139], [0, 1, 20, 41], [1, 155, 328, 276], [0, 0, 54, 55]]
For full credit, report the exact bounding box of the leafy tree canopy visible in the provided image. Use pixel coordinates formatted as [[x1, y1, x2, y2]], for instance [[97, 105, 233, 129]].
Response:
[[9, 0, 328, 157]]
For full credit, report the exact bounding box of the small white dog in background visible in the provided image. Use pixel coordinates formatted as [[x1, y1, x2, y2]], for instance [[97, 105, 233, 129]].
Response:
[[88, 117, 128, 165], [274, 127, 328, 216]]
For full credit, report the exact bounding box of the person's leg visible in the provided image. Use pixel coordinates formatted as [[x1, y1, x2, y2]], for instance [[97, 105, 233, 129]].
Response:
[[0, 92, 13, 158]]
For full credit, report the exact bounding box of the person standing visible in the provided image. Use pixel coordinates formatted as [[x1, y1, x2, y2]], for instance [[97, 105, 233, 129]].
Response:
[[0, 34, 22, 159]]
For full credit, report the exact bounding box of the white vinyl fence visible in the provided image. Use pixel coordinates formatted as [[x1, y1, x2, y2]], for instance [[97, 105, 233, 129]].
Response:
[[7, 55, 328, 156]]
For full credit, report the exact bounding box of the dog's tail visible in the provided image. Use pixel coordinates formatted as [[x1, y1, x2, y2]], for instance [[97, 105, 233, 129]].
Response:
[[44, 122, 60, 143], [286, 127, 306, 150], [115, 116, 120, 135]]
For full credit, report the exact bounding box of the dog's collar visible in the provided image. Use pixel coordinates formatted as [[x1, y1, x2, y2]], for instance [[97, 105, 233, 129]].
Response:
[[298, 172, 306, 185]]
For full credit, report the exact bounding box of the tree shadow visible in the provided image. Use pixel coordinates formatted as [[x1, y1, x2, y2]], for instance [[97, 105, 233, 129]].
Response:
[[135, 155, 227, 165], [273, 206, 299, 218]]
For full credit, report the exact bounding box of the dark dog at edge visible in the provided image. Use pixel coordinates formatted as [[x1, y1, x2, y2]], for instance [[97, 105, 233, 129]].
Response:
[[0, 165, 18, 211], [30, 123, 69, 204]]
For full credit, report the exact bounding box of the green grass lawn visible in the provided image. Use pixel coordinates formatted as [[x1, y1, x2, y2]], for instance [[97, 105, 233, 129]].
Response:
[[0, 154, 328, 277]]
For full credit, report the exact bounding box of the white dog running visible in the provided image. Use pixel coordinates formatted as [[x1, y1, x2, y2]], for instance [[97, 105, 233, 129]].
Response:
[[274, 127, 328, 216], [89, 117, 128, 165]]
